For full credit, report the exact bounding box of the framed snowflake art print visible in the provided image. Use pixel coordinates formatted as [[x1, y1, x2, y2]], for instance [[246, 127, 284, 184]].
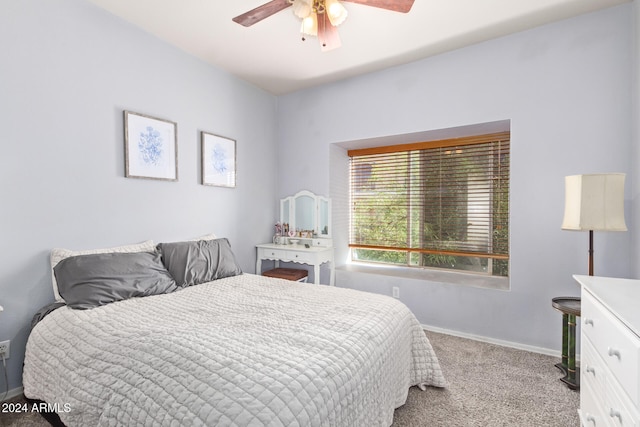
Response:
[[124, 111, 178, 181], [201, 131, 236, 188]]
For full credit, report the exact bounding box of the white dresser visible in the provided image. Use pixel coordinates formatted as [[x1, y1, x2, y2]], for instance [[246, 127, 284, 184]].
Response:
[[574, 275, 640, 427]]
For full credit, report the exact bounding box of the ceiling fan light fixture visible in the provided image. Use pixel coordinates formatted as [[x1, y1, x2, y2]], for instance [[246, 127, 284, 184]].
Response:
[[300, 12, 318, 36], [291, 0, 312, 19], [325, 0, 348, 26], [233, 0, 415, 51], [233, 0, 416, 51]]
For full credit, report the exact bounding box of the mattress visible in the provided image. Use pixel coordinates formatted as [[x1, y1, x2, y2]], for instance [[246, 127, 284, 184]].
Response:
[[23, 273, 446, 426]]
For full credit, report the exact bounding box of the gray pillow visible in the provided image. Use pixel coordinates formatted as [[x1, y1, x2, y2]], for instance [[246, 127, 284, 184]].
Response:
[[157, 238, 243, 287], [54, 251, 178, 309]]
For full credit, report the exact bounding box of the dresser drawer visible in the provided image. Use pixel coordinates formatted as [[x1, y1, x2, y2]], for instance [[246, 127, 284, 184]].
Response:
[[580, 380, 610, 427], [582, 338, 606, 400], [606, 377, 640, 427], [583, 292, 640, 406]]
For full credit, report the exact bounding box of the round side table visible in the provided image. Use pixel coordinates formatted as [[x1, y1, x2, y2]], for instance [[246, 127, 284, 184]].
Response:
[[551, 296, 581, 390]]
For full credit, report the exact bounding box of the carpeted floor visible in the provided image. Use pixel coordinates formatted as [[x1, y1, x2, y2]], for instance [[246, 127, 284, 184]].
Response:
[[1, 330, 579, 426], [392, 331, 580, 427]]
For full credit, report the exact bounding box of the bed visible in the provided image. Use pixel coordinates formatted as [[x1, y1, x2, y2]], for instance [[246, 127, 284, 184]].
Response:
[[22, 237, 446, 426]]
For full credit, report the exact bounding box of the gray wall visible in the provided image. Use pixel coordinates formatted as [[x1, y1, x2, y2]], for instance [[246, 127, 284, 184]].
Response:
[[277, 5, 634, 351], [0, 0, 278, 391]]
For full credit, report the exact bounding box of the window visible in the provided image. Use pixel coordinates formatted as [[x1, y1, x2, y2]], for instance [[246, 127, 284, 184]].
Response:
[[348, 132, 509, 277]]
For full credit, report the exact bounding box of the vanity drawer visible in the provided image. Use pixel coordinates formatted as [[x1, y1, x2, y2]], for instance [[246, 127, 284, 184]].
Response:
[[263, 248, 287, 259], [286, 251, 312, 264], [583, 292, 640, 406]]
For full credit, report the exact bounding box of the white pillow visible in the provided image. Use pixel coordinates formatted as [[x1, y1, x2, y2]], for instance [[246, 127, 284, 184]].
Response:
[[50, 240, 156, 302]]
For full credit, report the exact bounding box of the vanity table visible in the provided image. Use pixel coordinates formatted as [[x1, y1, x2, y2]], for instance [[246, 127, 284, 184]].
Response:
[[256, 243, 334, 285], [257, 190, 335, 285]]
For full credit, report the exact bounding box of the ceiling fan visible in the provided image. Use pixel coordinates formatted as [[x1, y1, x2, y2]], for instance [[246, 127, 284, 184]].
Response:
[[232, 0, 415, 51]]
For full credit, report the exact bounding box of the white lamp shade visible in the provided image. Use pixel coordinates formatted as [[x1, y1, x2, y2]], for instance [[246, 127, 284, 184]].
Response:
[[561, 173, 627, 231]]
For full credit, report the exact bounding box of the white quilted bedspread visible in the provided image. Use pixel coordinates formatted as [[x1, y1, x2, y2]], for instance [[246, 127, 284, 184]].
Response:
[[23, 274, 446, 426]]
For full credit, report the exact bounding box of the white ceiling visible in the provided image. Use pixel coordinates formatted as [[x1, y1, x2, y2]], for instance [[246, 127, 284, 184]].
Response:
[[85, 0, 629, 95]]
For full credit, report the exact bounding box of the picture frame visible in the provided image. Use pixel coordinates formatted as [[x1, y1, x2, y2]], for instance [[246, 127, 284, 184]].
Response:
[[124, 111, 178, 181], [201, 131, 236, 188]]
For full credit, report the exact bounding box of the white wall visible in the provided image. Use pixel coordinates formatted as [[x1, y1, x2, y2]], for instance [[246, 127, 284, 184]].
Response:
[[0, 0, 636, 396], [632, 0, 640, 278], [0, 0, 278, 392], [277, 5, 634, 351]]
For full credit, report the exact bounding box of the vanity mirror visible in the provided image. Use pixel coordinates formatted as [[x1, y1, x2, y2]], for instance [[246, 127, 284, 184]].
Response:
[[257, 190, 334, 285], [280, 190, 331, 239]]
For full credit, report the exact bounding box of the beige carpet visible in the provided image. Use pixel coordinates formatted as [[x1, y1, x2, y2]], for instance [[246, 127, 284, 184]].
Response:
[[393, 331, 580, 426], [0, 330, 579, 426]]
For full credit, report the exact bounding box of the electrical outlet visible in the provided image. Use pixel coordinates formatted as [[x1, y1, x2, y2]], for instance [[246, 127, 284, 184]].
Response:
[[0, 340, 10, 359], [392, 287, 400, 299]]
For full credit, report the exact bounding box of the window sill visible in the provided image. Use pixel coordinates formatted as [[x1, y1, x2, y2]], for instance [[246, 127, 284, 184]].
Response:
[[337, 262, 509, 291]]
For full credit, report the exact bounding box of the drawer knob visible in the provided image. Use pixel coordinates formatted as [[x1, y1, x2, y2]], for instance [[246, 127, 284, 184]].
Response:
[[585, 366, 596, 376], [584, 318, 594, 326], [585, 414, 596, 425], [609, 409, 622, 423], [607, 347, 621, 359]]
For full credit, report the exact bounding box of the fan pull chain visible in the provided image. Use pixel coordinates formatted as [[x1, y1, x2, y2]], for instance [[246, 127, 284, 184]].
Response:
[[321, 13, 326, 47]]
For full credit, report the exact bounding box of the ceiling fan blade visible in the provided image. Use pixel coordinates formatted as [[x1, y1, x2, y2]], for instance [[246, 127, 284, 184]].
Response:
[[232, 0, 292, 27], [341, 0, 414, 13], [318, 14, 342, 52]]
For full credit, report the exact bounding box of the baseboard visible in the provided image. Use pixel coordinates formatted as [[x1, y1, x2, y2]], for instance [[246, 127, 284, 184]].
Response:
[[1, 386, 24, 402], [422, 324, 567, 359]]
